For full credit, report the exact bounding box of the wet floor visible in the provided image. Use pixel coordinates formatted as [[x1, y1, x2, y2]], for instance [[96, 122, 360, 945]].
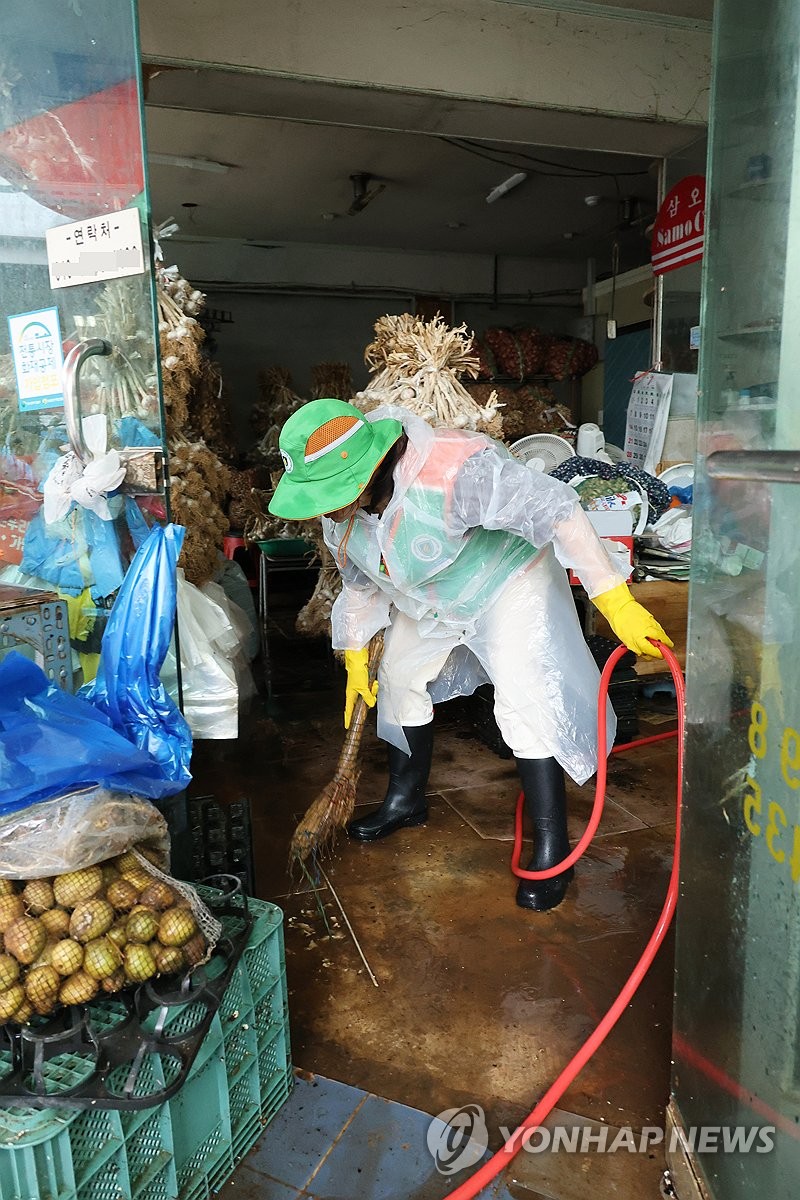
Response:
[[192, 578, 679, 1199]]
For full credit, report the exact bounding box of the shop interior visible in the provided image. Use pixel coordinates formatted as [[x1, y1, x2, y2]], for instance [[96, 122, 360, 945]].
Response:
[[0, 9, 722, 1200], [137, 63, 704, 1200]]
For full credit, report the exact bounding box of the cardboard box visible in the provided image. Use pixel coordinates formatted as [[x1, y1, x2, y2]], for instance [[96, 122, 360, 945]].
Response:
[[588, 578, 688, 676]]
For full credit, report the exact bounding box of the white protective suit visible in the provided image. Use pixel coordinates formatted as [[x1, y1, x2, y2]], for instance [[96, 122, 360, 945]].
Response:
[[323, 407, 628, 783]]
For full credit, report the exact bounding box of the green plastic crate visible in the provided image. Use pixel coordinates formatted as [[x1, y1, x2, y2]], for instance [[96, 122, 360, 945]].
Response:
[[168, 1034, 231, 1200], [227, 1057, 262, 1163], [122, 1106, 177, 1200], [216, 963, 258, 1084], [0, 893, 292, 1200]]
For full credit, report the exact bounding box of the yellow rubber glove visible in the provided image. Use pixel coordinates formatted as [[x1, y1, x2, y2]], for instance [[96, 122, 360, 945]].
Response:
[[344, 647, 379, 728], [592, 583, 674, 659]]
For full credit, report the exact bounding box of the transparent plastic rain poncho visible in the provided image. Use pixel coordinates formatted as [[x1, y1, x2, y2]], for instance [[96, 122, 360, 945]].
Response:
[[323, 407, 629, 783]]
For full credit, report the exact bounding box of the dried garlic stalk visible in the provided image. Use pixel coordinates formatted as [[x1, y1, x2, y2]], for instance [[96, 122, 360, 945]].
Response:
[[295, 526, 339, 640], [169, 438, 230, 586], [242, 486, 308, 546], [253, 366, 304, 449], [157, 271, 205, 440], [311, 361, 353, 401], [355, 313, 503, 438]]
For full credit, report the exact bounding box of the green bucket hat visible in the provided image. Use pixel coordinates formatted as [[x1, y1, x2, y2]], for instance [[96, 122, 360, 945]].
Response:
[[268, 398, 404, 520]]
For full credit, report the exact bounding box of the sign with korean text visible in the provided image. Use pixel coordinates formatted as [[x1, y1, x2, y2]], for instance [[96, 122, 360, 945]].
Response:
[[651, 175, 706, 276], [7, 307, 65, 411], [45, 206, 145, 289]]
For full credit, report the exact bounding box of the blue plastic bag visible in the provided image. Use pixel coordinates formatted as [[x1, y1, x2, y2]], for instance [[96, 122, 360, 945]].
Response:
[[0, 652, 182, 814], [669, 484, 693, 505], [81, 523, 192, 791]]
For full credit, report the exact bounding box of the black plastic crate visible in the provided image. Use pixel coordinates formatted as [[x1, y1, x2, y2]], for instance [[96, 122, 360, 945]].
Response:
[[158, 793, 255, 895]]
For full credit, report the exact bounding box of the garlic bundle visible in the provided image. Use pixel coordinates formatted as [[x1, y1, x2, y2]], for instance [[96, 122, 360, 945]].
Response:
[[169, 438, 231, 586], [355, 313, 503, 438], [252, 366, 304, 450], [77, 279, 161, 423], [294, 525, 337, 640], [158, 263, 205, 317], [192, 360, 236, 461], [242, 485, 308, 547], [157, 277, 205, 440], [311, 361, 353, 401]]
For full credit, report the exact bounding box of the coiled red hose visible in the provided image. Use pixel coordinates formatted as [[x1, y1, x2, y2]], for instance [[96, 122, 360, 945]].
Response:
[[446, 641, 685, 1199]]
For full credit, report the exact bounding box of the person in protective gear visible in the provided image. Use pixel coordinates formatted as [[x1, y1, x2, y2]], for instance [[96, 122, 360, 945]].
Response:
[[269, 398, 672, 912]]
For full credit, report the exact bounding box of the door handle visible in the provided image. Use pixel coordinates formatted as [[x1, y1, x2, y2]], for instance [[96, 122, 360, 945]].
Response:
[[62, 338, 165, 492], [706, 450, 800, 484], [62, 337, 112, 463]]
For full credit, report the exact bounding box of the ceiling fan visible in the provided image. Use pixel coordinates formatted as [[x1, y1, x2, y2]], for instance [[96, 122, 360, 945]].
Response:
[[348, 172, 386, 215]]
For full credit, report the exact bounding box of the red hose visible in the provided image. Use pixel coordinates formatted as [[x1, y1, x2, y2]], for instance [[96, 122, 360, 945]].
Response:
[[445, 642, 685, 1200], [613, 729, 678, 752]]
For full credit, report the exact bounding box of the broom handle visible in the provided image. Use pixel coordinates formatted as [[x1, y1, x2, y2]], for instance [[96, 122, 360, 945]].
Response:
[[336, 634, 383, 775]]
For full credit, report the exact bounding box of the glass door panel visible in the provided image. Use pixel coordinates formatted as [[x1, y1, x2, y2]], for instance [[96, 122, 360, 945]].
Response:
[[0, 1, 165, 685], [672, 0, 800, 1196]]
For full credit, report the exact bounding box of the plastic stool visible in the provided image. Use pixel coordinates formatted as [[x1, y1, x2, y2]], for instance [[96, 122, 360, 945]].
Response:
[[223, 535, 247, 559]]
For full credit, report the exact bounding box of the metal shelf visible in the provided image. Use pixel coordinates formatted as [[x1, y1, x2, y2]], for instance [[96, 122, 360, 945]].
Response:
[[0, 586, 73, 690]]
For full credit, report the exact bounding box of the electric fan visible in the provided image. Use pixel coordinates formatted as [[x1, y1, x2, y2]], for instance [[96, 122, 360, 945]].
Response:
[[509, 433, 576, 473]]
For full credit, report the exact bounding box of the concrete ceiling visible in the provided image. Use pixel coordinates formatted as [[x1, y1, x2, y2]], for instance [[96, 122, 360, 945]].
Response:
[[143, 0, 711, 276]]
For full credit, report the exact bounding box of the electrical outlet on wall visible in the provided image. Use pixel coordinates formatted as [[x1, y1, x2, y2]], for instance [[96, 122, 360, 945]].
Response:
[[607, 318, 617, 339]]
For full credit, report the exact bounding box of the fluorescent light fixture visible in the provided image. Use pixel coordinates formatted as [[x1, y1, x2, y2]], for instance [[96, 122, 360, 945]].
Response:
[[486, 171, 527, 204], [149, 154, 232, 174]]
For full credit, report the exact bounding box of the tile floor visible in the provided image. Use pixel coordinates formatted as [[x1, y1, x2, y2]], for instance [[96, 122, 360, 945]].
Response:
[[193, 576, 680, 1199], [220, 1073, 517, 1199]]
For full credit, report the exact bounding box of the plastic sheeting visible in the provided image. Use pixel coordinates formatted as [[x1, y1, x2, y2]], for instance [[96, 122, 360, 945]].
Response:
[[0, 787, 169, 878], [215, 556, 260, 662], [323, 406, 626, 781], [652, 505, 693, 553], [81, 523, 192, 790], [0, 652, 185, 812], [161, 570, 255, 739]]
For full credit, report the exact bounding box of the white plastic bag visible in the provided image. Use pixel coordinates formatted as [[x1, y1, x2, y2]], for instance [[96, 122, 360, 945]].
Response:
[[652, 505, 693, 552], [42, 414, 126, 523], [161, 571, 240, 738], [202, 580, 258, 706]]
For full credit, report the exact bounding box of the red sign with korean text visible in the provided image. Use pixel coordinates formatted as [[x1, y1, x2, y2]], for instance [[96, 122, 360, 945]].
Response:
[[651, 175, 706, 276]]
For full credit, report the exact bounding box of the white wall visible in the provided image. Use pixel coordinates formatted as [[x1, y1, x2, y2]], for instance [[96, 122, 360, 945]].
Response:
[[167, 237, 585, 298]]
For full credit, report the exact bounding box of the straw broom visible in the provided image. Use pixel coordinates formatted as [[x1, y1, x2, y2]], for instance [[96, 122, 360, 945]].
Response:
[[289, 634, 383, 866]]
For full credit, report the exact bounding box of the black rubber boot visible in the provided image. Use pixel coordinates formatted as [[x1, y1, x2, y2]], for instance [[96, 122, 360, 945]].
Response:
[[347, 724, 434, 842], [515, 757, 574, 913]]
